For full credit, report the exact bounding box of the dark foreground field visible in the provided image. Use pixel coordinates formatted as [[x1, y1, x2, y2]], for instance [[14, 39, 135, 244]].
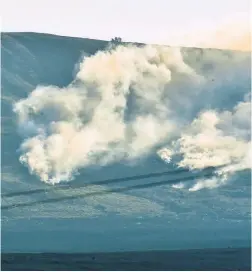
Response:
[[2, 247, 251, 271]]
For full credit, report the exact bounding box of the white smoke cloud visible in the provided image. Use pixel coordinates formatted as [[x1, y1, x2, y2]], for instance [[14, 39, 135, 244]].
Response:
[[13, 44, 250, 188], [158, 96, 251, 191], [175, 108, 250, 170], [172, 183, 185, 189], [188, 177, 228, 192], [14, 45, 198, 184]]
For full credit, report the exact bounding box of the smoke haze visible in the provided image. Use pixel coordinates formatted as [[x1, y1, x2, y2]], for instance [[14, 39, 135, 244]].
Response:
[[13, 44, 251, 190]]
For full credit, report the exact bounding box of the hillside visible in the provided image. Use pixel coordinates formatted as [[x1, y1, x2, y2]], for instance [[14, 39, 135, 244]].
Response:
[[1, 32, 251, 253]]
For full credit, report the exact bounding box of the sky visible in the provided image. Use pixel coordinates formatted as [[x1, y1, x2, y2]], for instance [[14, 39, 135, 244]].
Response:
[[1, 0, 251, 51]]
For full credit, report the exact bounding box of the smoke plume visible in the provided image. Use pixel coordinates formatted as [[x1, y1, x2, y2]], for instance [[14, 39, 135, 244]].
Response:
[[13, 44, 251, 189]]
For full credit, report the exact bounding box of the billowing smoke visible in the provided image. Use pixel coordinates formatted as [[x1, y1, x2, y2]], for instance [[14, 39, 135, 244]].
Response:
[[13, 45, 197, 184], [159, 96, 251, 191], [13, 44, 251, 189]]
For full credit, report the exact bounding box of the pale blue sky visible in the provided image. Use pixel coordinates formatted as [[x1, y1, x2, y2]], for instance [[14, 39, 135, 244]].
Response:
[[1, 0, 251, 49]]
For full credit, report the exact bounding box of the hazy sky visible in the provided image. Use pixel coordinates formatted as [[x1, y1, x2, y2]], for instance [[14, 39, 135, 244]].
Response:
[[1, 0, 251, 50]]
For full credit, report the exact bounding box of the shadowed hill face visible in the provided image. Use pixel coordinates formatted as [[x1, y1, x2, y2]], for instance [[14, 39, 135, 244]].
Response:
[[2, 32, 249, 95], [1, 32, 251, 253], [2, 32, 250, 99], [1, 32, 251, 187], [1, 32, 251, 186], [1, 32, 108, 93]]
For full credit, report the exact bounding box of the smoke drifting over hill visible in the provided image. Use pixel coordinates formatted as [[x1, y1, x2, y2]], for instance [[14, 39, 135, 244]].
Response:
[[13, 43, 251, 190]]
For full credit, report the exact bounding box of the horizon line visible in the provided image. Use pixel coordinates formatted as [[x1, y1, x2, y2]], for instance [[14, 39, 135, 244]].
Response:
[[2, 31, 250, 53]]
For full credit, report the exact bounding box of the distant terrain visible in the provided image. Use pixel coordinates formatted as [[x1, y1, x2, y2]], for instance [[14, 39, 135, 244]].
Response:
[[1, 32, 251, 256]]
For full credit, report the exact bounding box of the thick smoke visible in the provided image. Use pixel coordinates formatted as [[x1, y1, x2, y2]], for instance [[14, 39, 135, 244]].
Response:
[[159, 96, 251, 191], [13, 44, 251, 189], [14, 45, 197, 184]]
